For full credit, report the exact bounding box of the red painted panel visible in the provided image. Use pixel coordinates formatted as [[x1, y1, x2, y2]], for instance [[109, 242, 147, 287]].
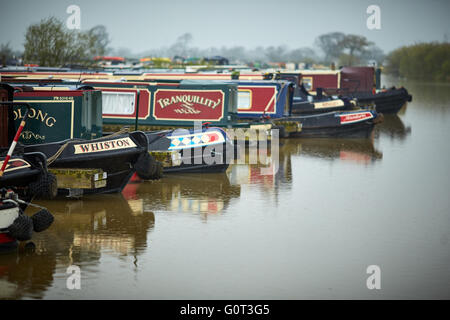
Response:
[[303, 74, 339, 91], [153, 89, 224, 121], [238, 86, 277, 114], [339, 111, 373, 124]]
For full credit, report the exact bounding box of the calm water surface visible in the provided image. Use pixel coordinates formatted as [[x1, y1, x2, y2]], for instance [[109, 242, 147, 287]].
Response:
[[1, 77, 449, 299]]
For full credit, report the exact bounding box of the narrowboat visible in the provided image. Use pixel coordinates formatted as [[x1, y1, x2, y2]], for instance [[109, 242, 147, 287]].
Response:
[[145, 126, 233, 173], [0, 152, 56, 200], [286, 110, 382, 138], [2, 83, 153, 196], [280, 67, 412, 114], [349, 86, 412, 114], [1, 93, 57, 200], [195, 78, 381, 139], [161, 78, 380, 139], [22, 130, 150, 196], [5, 81, 234, 175], [0, 100, 55, 252], [291, 83, 358, 115]]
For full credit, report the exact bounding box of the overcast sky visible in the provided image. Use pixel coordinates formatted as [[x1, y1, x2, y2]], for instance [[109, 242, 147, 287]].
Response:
[[1, 0, 449, 55]]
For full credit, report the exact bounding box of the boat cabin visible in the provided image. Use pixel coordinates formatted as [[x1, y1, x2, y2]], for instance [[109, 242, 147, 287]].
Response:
[[11, 86, 103, 144]]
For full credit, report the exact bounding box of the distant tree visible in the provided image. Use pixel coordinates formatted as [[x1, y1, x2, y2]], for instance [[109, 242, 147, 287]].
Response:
[[84, 25, 111, 58], [360, 45, 385, 66], [339, 34, 373, 66], [315, 32, 346, 63], [23, 17, 110, 67], [265, 45, 287, 62], [0, 42, 13, 66], [169, 33, 193, 57], [287, 47, 317, 64]]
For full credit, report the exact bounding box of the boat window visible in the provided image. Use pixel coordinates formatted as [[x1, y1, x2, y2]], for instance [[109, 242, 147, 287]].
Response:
[[102, 91, 136, 115], [237, 90, 252, 110]]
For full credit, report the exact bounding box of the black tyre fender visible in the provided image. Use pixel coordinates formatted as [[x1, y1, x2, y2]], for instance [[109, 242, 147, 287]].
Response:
[[152, 161, 164, 180], [7, 212, 33, 241], [31, 209, 54, 232], [134, 152, 156, 180], [28, 172, 58, 200]]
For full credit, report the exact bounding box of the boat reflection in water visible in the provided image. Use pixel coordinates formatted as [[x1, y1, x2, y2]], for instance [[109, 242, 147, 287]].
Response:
[[0, 194, 154, 299], [374, 114, 412, 141], [227, 145, 293, 194], [129, 173, 241, 219], [283, 138, 383, 165]]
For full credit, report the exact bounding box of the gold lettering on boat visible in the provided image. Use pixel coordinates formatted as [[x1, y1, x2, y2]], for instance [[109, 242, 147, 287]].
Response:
[[73, 137, 137, 154], [13, 107, 57, 128], [157, 95, 221, 110]]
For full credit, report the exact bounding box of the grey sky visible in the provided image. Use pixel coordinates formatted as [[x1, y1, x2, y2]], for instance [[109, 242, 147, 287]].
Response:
[[1, 0, 449, 54]]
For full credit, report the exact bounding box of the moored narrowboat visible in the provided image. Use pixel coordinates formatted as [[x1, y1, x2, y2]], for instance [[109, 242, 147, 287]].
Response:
[[22, 131, 151, 196], [291, 83, 358, 115], [1, 83, 154, 196], [287, 110, 382, 138], [145, 126, 233, 173], [280, 67, 412, 114], [5, 81, 234, 175]]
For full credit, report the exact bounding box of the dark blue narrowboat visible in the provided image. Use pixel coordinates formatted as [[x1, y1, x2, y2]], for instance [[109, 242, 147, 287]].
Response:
[[219, 79, 382, 139]]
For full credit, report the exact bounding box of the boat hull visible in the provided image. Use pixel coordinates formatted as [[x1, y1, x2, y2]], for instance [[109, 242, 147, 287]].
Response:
[[288, 110, 380, 139], [23, 132, 148, 195], [146, 127, 232, 174], [351, 88, 412, 114]]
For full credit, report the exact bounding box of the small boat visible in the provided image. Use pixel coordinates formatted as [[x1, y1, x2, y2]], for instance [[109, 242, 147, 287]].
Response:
[[285, 110, 382, 139], [349, 87, 412, 114]]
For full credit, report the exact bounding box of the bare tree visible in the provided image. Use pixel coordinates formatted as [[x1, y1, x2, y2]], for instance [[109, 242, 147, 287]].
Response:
[[315, 32, 346, 63], [339, 34, 373, 66], [23, 17, 110, 67]]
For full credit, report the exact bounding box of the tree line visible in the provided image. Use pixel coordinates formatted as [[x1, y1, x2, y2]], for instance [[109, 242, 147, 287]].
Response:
[[2, 16, 449, 81], [385, 42, 450, 81], [0, 17, 383, 68]]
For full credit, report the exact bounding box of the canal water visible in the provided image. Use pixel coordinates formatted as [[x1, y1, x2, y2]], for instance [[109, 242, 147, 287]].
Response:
[[1, 77, 449, 299]]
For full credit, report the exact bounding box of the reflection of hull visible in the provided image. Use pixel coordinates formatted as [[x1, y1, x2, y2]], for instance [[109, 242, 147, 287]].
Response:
[[0, 249, 57, 299], [374, 114, 411, 140], [146, 127, 232, 173], [36, 193, 155, 255], [282, 137, 382, 163], [352, 87, 412, 114], [288, 110, 380, 139], [134, 173, 240, 215], [23, 132, 148, 195]]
